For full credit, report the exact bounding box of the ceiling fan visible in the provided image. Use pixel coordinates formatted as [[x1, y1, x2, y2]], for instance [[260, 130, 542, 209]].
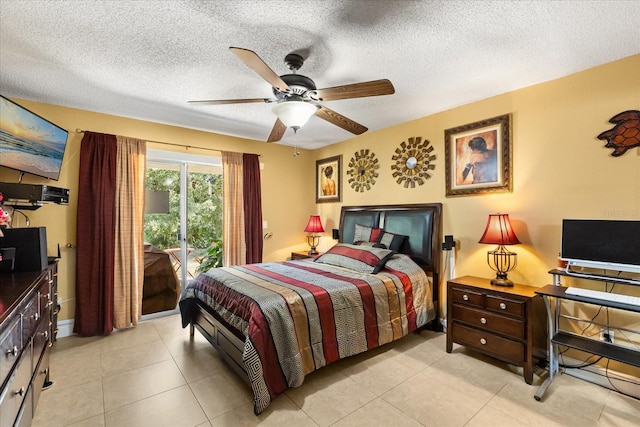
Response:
[[188, 47, 395, 142]]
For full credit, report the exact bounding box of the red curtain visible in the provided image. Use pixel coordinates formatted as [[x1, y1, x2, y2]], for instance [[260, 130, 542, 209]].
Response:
[[74, 132, 117, 336], [243, 154, 263, 264]]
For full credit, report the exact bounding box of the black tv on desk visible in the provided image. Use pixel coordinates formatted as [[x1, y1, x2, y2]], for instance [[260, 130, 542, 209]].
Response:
[[561, 219, 640, 276]]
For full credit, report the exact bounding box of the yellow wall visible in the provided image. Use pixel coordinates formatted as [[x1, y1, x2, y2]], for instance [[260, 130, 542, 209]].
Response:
[[313, 54, 639, 376], [1, 54, 638, 359], [314, 54, 639, 287], [0, 104, 317, 321]]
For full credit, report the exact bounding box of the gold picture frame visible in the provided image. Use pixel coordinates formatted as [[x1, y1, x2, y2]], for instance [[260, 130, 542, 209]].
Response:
[[316, 155, 342, 203], [445, 114, 512, 197]]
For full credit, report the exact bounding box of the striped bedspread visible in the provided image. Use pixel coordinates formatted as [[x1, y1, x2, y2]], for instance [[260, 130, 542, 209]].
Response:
[[179, 253, 435, 414]]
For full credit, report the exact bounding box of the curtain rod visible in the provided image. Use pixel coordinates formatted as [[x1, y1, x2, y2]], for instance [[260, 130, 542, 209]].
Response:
[[75, 128, 261, 156]]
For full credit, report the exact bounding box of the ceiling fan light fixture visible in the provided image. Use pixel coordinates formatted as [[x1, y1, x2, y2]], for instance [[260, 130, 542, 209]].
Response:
[[272, 101, 317, 132]]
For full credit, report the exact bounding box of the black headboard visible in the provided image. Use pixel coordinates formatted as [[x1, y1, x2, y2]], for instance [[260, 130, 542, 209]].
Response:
[[339, 203, 442, 277]]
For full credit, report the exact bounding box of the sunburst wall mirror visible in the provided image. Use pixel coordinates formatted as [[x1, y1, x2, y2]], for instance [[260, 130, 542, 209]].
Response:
[[391, 136, 436, 188], [347, 149, 379, 192]]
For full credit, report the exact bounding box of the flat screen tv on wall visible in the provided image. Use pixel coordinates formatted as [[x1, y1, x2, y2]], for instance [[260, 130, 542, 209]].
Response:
[[0, 95, 69, 181]]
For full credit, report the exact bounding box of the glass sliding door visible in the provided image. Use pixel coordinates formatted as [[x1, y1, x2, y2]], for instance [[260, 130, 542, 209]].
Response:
[[142, 149, 222, 317]]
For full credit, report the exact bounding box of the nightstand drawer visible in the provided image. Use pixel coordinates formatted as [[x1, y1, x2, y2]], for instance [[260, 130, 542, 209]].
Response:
[[450, 287, 484, 308], [451, 322, 524, 363], [486, 294, 524, 318], [452, 305, 525, 340]]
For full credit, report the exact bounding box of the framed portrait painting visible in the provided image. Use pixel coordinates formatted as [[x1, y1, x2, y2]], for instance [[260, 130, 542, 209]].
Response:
[[316, 155, 342, 203], [444, 114, 512, 197]]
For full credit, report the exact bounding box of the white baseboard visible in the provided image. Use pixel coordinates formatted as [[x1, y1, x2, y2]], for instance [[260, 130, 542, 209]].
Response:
[[56, 318, 74, 339], [561, 356, 639, 399]]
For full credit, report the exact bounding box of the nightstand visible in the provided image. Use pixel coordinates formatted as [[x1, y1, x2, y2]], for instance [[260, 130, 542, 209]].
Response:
[[290, 251, 322, 260], [446, 276, 546, 384]]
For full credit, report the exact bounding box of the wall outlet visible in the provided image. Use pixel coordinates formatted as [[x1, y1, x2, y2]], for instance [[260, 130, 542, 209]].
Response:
[[600, 329, 614, 343]]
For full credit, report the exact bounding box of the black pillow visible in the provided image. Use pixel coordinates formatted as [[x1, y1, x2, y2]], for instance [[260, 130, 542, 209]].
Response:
[[378, 231, 408, 252]]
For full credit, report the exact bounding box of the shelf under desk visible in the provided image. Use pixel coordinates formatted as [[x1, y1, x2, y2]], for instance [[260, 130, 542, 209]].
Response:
[[536, 284, 640, 313], [534, 281, 640, 401]]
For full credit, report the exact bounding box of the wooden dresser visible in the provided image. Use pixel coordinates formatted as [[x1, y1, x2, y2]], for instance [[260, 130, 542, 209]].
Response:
[[446, 276, 546, 384], [0, 262, 58, 427]]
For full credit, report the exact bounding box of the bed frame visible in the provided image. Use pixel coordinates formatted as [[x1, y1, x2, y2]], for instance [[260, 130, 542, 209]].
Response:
[[188, 203, 443, 384]]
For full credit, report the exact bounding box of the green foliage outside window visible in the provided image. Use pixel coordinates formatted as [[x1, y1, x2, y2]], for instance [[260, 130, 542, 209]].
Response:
[[144, 168, 223, 258]]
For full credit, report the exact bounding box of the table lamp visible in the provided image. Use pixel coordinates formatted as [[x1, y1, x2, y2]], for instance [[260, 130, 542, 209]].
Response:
[[304, 215, 324, 255], [479, 213, 521, 286]]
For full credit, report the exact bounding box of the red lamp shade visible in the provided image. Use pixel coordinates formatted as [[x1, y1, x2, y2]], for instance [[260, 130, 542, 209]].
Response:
[[304, 215, 324, 255], [478, 214, 521, 246], [304, 215, 325, 233]]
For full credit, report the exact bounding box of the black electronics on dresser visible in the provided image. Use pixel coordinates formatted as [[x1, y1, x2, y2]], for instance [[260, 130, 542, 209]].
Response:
[[0, 227, 48, 272]]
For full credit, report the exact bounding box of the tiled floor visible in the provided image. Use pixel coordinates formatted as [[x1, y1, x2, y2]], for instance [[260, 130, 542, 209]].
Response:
[[32, 314, 639, 427]]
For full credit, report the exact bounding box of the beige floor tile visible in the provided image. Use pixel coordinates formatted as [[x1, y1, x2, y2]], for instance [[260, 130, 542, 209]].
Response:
[[101, 339, 172, 376], [381, 367, 488, 427], [189, 369, 254, 419], [149, 313, 187, 340], [104, 385, 207, 427], [48, 341, 102, 391], [465, 405, 532, 427], [430, 347, 518, 401], [66, 414, 106, 426], [162, 329, 211, 359], [597, 390, 640, 427], [32, 380, 104, 427], [99, 321, 162, 354], [103, 358, 186, 411], [338, 346, 425, 396], [174, 346, 230, 382], [488, 373, 609, 427], [209, 394, 317, 427], [284, 368, 377, 427], [331, 397, 423, 427], [195, 422, 213, 427]]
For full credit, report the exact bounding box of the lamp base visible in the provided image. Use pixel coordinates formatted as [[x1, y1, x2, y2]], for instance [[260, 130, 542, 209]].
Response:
[[308, 247, 318, 256], [490, 277, 514, 287]]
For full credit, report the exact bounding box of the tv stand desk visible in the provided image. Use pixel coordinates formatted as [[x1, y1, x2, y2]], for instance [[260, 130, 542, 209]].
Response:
[[534, 269, 640, 401]]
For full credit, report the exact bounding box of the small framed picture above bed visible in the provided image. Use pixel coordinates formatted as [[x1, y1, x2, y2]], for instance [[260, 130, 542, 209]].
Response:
[[444, 114, 512, 197], [316, 155, 342, 203]]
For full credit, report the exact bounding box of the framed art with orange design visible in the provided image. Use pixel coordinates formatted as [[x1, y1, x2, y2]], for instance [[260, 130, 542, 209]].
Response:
[[316, 155, 342, 203], [445, 114, 512, 197]]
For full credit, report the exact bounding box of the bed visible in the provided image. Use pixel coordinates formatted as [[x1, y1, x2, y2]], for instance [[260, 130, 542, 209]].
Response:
[[179, 203, 442, 414]]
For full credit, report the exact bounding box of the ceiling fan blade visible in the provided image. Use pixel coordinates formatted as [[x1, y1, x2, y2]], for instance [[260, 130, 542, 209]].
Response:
[[315, 79, 395, 101], [267, 118, 287, 142], [230, 47, 290, 93], [315, 106, 368, 135], [188, 98, 272, 105]]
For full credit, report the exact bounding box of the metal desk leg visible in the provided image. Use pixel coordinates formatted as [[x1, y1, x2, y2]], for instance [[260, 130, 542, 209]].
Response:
[[535, 295, 558, 401]]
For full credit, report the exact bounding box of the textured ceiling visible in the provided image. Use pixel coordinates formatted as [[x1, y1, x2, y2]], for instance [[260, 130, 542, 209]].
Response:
[[1, 0, 639, 149]]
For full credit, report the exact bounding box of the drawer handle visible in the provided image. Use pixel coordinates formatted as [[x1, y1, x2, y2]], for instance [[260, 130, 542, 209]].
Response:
[[47, 300, 54, 307], [480, 317, 487, 324], [42, 331, 49, 340], [33, 312, 40, 321], [49, 279, 54, 284], [41, 367, 49, 376], [463, 294, 469, 301], [480, 338, 487, 345], [6, 345, 19, 357], [499, 302, 507, 310], [14, 386, 26, 396]]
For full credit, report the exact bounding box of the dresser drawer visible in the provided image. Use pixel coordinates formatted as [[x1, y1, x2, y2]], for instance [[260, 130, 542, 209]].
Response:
[[452, 305, 525, 340], [450, 286, 484, 308], [0, 343, 32, 427], [451, 322, 524, 364], [0, 316, 22, 388], [486, 294, 525, 318]]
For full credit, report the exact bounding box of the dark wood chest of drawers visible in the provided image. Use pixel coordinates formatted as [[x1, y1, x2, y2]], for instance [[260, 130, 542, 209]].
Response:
[[1, 262, 57, 426], [446, 276, 546, 384]]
